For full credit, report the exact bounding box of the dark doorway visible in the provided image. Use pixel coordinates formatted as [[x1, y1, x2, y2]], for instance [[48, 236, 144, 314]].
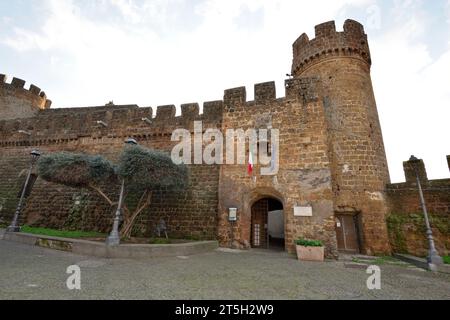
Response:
[[335, 214, 361, 253], [251, 198, 284, 250]]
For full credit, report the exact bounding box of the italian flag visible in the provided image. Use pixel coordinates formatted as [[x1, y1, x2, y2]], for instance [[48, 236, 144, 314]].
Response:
[[248, 151, 254, 176]]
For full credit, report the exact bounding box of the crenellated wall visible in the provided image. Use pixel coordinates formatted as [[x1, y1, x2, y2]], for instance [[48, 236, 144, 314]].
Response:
[[0, 76, 338, 253], [2, 19, 439, 258], [0, 74, 52, 120], [291, 20, 391, 255], [0, 100, 224, 240], [292, 19, 371, 76], [219, 79, 338, 257], [386, 156, 450, 257]]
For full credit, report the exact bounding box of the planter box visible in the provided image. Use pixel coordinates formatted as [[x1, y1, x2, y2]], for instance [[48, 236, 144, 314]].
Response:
[[296, 245, 324, 262]]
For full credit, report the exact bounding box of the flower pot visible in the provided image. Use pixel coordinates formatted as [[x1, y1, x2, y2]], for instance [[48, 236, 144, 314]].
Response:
[[296, 245, 324, 262]]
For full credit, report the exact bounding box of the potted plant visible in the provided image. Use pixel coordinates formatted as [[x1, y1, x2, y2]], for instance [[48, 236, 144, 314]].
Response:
[[295, 239, 325, 262]]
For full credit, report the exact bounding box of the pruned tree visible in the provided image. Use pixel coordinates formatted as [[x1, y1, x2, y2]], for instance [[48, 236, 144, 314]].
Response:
[[37, 146, 188, 239], [117, 145, 188, 238], [37, 152, 117, 206]]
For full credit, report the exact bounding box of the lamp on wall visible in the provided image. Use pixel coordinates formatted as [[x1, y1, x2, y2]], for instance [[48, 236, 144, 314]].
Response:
[[6, 150, 41, 233], [142, 118, 152, 125], [409, 155, 443, 271], [96, 120, 108, 128], [17, 130, 31, 136], [106, 138, 138, 246]]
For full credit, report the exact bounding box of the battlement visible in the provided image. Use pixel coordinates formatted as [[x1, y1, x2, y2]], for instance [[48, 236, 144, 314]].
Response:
[[0, 74, 52, 110], [291, 19, 371, 76], [0, 76, 322, 146], [224, 78, 321, 107], [0, 99, 226, 145], [385, 155, 450, 186]]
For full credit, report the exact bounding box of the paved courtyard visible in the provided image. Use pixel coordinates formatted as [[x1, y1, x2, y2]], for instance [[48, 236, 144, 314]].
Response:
[[0, 240, 449, 300]]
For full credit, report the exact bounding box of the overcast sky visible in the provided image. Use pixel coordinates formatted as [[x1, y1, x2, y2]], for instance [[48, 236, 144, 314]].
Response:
[[1, 0, 449, 182]]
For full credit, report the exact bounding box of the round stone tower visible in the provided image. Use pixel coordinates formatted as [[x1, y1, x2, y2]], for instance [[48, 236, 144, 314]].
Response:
[[0, 74, 51, 120], [292, 20, 391, 255]]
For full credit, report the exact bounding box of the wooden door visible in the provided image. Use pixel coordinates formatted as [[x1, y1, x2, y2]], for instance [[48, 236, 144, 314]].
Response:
[[335, 214, 360, 253], [251, 199, 269, 248]]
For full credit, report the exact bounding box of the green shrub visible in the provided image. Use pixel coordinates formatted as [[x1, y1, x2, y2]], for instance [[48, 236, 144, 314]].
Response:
[[148, 238, 171, 244], [117, 145, 188, 191], [295, 239, 323, 247], [37, 152, 116, 188], [444, 256, 450, 265]]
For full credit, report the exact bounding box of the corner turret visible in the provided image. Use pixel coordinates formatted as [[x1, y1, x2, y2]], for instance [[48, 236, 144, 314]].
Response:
[[0, 74, 52, 120], [292, 19, 371, 76]]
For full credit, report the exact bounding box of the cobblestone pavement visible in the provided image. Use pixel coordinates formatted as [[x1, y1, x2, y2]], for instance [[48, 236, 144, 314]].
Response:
[[1, 240, 449, 300]]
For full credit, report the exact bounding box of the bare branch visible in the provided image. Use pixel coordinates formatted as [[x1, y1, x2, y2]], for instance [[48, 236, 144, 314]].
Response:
[[88, 184, 114, 206]]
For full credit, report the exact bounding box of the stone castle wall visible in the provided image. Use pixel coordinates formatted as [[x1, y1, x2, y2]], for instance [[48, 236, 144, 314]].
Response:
[[292, 20, 391, 255], [218, 80, 338, 257], [1, 19, 447, 258], [0, 74, 51, 120], [0, 102, 223, 240], [386, 157, 450, 257]]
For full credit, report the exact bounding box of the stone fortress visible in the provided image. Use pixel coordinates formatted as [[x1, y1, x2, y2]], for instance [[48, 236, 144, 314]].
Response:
[[0, 19, 448, 258]]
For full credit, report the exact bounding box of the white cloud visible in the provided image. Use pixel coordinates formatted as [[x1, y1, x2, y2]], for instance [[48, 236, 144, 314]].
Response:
[[109, 0, 142, 23], [2, 0, 373, 106], [447, 0, 450, 23], [1, 0, 449, 181], [371, 2, 450, 182]]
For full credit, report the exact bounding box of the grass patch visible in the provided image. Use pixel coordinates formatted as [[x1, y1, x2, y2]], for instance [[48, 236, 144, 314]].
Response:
[[148, 237, 171, 244], [352, 256, 408, 267], [21, 225, 105, 239], [444, 256, 450, 265]]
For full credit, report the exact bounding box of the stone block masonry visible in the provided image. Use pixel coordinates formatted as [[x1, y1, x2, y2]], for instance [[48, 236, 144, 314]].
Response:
[[1, 19, 447, 258], [0, 74, 51, 120], [386, 156, 450, 257], [0, 104, 223, 241]]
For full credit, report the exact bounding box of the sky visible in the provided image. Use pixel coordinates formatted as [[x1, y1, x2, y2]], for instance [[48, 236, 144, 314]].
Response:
[[0, 0, 449, 183]]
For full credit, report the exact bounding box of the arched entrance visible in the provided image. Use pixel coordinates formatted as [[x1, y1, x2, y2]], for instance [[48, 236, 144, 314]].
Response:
[[251, 198, 284, 250]]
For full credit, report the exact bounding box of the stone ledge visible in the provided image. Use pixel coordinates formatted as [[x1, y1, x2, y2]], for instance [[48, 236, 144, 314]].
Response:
[[1, 231, 219, 259]]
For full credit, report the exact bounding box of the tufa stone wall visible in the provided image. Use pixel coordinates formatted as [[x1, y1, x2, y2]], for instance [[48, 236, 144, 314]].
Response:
[[0, 19, 426, 258], [0, 74, 51, 120], [292, 20, 391, 255], [386, 157, 450, 257], [0, 102, 223, 240], [218, 80, 338, 258]]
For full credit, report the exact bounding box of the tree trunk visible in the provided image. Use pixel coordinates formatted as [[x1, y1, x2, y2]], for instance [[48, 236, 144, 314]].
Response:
[[120, 191, 152, 239]]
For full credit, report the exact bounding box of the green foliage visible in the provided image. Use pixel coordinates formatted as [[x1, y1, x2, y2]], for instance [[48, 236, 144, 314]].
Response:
[[443, 256, 450, 265], [37, 152, 116, 188], [63, 192, 90, 231], [36, 146, 189, 239], [295, 239, 323, 247], [387, 212, 450, 254], [184, 234, 203, 241], [148, 237, 172, 244], [117, 145, 188, 191], [386, 214, 408, 253], [21, 225, 104, 238], [351, 256, 409, 267]]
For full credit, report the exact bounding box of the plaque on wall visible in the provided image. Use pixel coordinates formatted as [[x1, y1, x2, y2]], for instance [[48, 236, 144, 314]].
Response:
[[294, 206, 313, 217]]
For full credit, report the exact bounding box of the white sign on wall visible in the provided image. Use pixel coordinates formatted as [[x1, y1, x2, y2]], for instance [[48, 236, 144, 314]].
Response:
[[228, 208, 237, 222], [294, 206, 313, 217]]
